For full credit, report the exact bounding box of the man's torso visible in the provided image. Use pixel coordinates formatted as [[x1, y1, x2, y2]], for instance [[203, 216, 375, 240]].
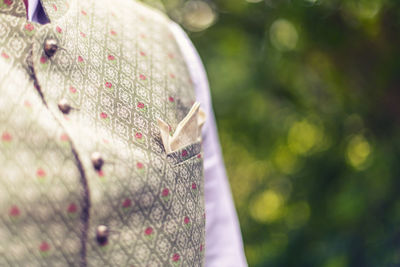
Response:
[[0, 0, 205, 265]]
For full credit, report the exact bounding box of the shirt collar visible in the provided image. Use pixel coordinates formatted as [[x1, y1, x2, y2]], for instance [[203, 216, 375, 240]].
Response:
[[27, 0, 39, 21]]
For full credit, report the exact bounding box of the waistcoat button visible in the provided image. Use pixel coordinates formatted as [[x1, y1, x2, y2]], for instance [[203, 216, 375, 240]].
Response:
[[44, 39, 58, 57], [58, 98, 72, 114], [91, 152, 104, 171], [96, 225, 109, 246]]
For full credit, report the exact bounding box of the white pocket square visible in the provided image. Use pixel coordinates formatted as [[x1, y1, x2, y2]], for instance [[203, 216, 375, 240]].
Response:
[[158, 102, 206, 153]]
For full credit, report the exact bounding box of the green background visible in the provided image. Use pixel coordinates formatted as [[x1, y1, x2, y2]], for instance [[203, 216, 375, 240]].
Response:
[[156, 0, 400, 266]]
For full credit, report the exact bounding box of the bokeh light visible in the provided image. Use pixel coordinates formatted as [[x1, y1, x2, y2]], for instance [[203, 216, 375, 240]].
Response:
[[250, 190, 284, 223], [346, 135, 371, 170], [288, 120, 324, 155], [270, 19, 298, 51], [182, 0, 217, 32]]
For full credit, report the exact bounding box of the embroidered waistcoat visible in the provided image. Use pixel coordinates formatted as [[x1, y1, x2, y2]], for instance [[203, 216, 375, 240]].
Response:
[[0, 0, 205, 266]]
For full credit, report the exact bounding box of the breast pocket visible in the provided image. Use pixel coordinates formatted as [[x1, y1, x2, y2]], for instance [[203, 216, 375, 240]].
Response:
[[158, 104, 206, 261], [158, 101, 205, 201], [166, 140, 202, 165]]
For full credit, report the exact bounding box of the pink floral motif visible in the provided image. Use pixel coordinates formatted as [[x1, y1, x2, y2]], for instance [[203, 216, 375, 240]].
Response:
[[184, 216, 190, 225], [40, 56, 47, 64], [197, 153, 202, 159], [77, 56, 84, 63], [137, 102, 145, 109], [24, 100, 31, 108], [110, 30, 117, 36], [9, 205, 20, 217], [107, 54, 115, 61], [3, 0, 12, 7], [135, 132, 142, 139], [168, 53, 174, 59], [81, 10, 87, 16], [105, 82, 112, 89], [172, 253, 180, 262], [52, 4, 57, 11], [139, 74, 146, 80], [39, 241, 50, 252], [36, 168, 46, 178], [56, 26, 62, 33], [67, 203, 77, 213], [162, 188, 169, 197], [144, 227, 153, 236], [60, 133, 69, 142], [140, 51, 146, 57], [100, 112, 108, 119], [168, 96, 175, 103], [80, 32, 86, 38], [97, 170, 105, 177], [1, 52, 9, 59], [24, 23, 34, 32], [200, 244, 203, 252], [192, 183, 197, 190], [136, 162, 144, 169], [181, 149, 188, 157], [122, 198, 132, 208], [170, 73, 175, 79], [69, 86, 77, 93], [1, 132, 12, 142]]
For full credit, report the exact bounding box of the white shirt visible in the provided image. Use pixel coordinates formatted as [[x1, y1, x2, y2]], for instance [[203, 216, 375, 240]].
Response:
[[27, 1, 248, 266]]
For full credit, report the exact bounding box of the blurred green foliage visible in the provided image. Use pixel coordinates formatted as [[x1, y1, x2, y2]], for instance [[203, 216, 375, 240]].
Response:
[[159, 0, 400, 266]]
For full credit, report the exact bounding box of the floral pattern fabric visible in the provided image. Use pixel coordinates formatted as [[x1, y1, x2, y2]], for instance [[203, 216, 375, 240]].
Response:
[[0, 0, 205, 266]]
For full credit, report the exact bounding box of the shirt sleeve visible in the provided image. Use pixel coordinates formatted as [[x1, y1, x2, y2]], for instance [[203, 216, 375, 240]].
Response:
[[168, 21, 248, 267]]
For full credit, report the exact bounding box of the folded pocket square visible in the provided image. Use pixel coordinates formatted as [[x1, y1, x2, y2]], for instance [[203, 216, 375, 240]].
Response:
[[158, 102, 206, 154]]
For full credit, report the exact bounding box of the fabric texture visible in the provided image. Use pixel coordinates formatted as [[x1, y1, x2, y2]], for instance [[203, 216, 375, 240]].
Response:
[[0, 0, 205, 265], [3, 0, 249, 266]]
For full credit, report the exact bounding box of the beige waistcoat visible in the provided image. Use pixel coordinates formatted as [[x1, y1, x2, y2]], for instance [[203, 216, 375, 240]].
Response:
[[0, 0, 205, 266]]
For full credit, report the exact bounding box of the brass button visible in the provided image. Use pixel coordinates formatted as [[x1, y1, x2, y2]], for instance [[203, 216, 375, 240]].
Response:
[[44, 39, 58, 58], [96, 225, 109, 246], [91, 152, 104, 171], [58, 98, 72, 114]]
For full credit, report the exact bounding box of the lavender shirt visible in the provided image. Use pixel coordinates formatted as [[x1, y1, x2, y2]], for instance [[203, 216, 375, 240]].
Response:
[[28, 1, 247, 266]]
